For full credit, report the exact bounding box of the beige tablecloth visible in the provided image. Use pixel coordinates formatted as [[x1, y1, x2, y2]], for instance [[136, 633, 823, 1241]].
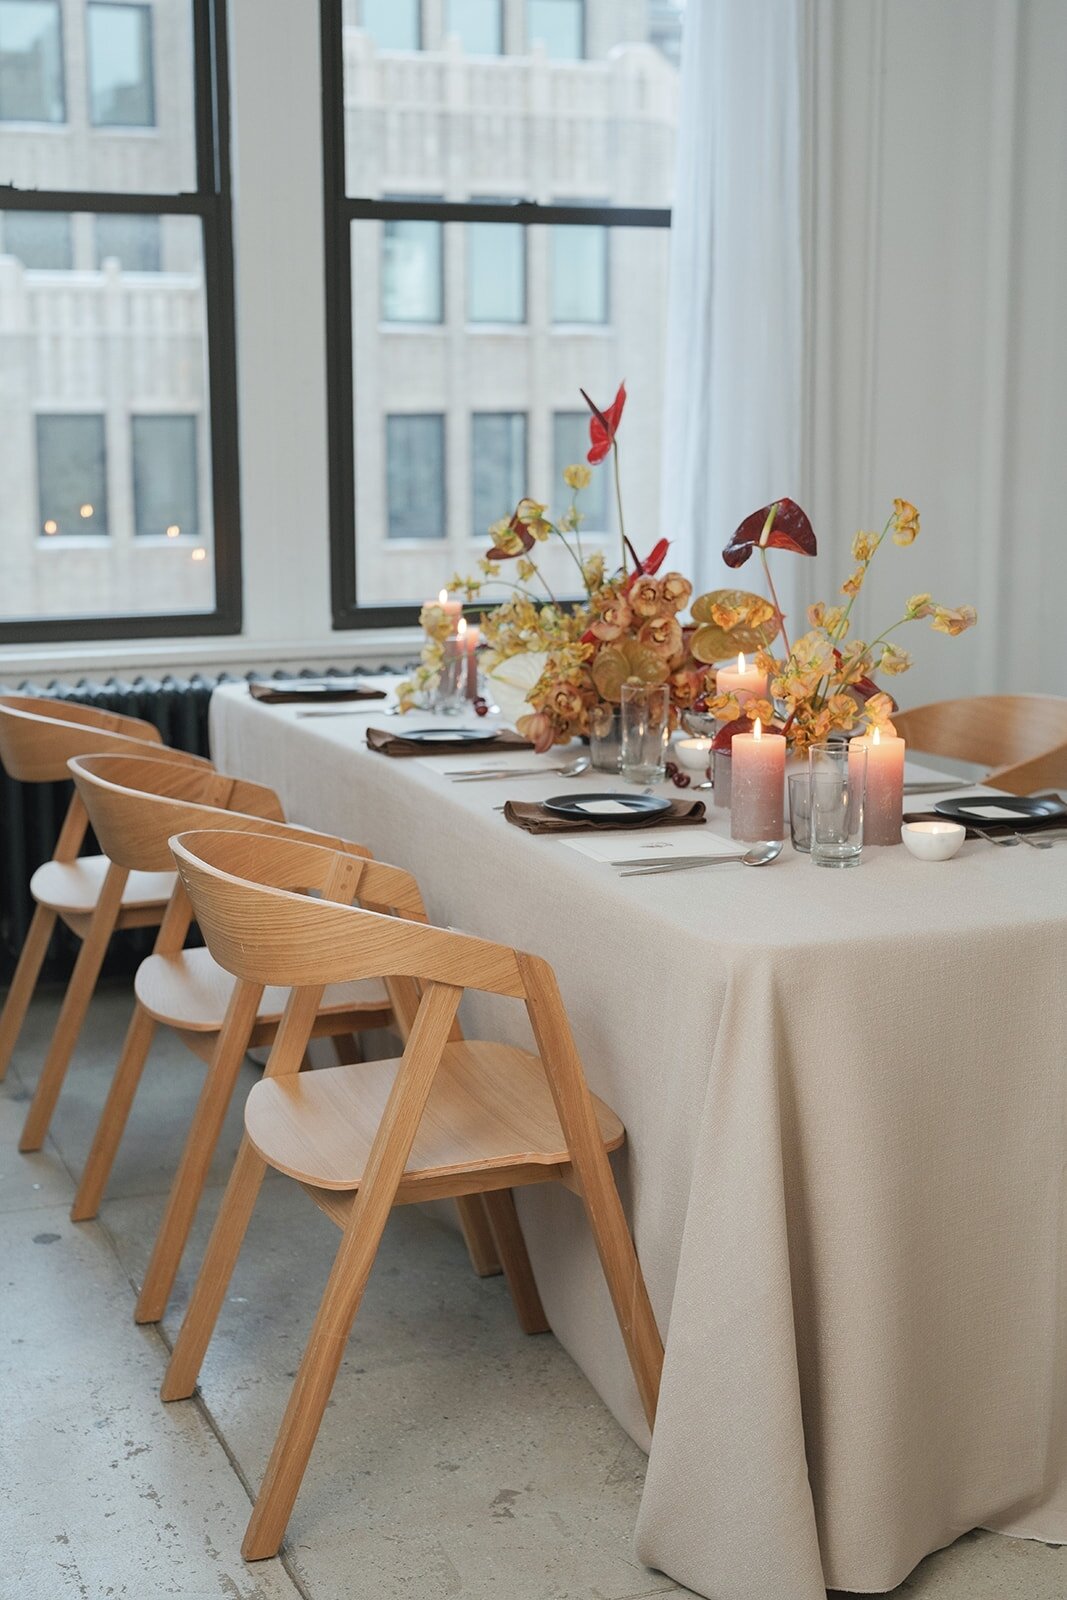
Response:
[[210, 682, 1067, 1599]]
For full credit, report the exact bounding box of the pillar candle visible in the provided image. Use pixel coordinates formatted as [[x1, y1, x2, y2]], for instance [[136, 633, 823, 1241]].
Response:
[[730, 720, 785, 841], [715, 652, 769, 708], [849, 727, 905, 845], [434, 588, 463, 627]]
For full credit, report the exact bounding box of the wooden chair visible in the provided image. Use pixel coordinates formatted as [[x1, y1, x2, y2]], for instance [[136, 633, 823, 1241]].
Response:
[[160, 827, 663, 1563], [893, 694, 1067, 793], [63, 753, 500, 1313], [0, 694, 211, 1101]]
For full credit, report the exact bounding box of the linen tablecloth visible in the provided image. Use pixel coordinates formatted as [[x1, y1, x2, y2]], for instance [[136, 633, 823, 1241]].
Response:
[[209, 682, 1067, 1599]]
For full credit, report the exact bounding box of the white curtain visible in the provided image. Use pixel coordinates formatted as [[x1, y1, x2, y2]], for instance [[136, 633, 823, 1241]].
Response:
[[660, 0, 807, 601]]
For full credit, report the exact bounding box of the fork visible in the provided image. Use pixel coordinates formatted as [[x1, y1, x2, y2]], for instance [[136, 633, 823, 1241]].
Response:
[[972, 826, 1018, 848], [1015, 831, 1054, 849]]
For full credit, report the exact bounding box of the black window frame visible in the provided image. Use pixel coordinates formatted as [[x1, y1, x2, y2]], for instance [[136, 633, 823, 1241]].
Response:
[[0, 0, 240, 644], [321, 0, 672, 631]]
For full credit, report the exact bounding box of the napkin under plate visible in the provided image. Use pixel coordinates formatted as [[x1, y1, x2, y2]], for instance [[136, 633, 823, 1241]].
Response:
[[367, 727, 530, 759], [503, 797, 706, 835], [250, 679, 386, 705]]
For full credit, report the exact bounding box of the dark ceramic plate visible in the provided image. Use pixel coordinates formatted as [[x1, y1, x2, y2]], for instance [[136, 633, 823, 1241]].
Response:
[[543, 791, 672, 823]]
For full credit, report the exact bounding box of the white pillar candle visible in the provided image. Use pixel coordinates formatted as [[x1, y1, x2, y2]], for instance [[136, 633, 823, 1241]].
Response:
[[715, 652, 769, 708], [730, 719, 785, 841], [850, 727, 905, 845]]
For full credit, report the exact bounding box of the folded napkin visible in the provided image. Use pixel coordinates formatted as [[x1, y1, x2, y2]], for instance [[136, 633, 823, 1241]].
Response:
[[504, 798, 707, 835], [250, 679, 386, 706], [366, 727, 531, 759]]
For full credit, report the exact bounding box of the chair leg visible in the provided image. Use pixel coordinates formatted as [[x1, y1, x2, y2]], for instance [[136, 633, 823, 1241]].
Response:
[[19, 866, 128, 1153], [161, 1134, 268, 1402], [482, 1188, 550, 1335], [0, 903, 56, 1084], [70, 1003, 157, 1221], [454, 1193, 501, 1277], [331, 1032, 363, 1065], [135, 982, 263, 1325]]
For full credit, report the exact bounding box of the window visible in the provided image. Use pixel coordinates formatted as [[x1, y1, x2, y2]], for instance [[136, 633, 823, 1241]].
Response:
[[37, 414, 108, 538], [386, 415, 445, 540], [2, 208, 71, 267], [360, 0, 419, 51], [552, 217, 608, 323], [94, 212, 161, 270], [554, 411, 606, 528], [382, 214, 442, 323], [132, 415, 199, 537], [0, 0, 239, 642], [0, 0, 63, 122], [445, 0, 501, 55], [467, 218, 524, 323], [87, 1, 154, 127], [527, 0, 583, 60], [472, 413, 525, 537], [323, 0, 679, 624]]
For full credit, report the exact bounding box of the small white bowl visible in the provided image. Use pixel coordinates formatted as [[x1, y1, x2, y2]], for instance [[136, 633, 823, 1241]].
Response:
[[901, 820, 966, 861], [675, 736, 713, 771]]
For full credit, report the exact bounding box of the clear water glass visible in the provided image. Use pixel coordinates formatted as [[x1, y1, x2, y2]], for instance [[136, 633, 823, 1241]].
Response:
[[588, 704, 622, 773], [809, 741, 866, 868], [432, 637, 466, 715], [788, 772, 812, 852], [620, 682, 670, 785]]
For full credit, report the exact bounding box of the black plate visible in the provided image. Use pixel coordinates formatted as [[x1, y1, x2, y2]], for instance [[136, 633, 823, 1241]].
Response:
[[935, 793, 1067, 827], [398, 728, 499, 744], [544, 791, 672, 823]]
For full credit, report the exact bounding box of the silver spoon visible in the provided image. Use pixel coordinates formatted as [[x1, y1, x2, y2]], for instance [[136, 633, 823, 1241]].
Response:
[[450, 756, 591, 783], [620, 841, 783, 876], [972, 826, 1018, 848], [296, 706, 399, 718]]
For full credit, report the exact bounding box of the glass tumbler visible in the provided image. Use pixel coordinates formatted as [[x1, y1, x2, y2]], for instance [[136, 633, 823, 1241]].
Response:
[[620, 682, 670, 785], [788, 772, 812, 852], [809, 741, 866, 868]]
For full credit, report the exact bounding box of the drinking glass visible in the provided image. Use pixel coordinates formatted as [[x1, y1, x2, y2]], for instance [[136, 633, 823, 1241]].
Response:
[[588, 704, 622, 773], [788, 772, 812, 852], [620, 682, 670, 785], [809, 741, 866, 867], [432, 637, 466, 715]]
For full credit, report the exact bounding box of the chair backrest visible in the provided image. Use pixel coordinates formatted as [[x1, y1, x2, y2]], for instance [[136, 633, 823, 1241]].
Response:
[[0, 693, 201, 783], [893, 694, 1067, 792]]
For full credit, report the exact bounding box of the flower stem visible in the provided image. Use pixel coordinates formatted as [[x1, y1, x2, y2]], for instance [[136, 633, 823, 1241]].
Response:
[[759, 547, 791, 658], [613, 443, 627, 573]]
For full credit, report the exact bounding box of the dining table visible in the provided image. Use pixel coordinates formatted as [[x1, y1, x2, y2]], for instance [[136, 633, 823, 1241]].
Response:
[[209, 678, 1067, 1600]]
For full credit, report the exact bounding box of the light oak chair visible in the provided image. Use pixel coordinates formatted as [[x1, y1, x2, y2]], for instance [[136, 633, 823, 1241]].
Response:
[[0, 695, 211, 1107], [64, 753, 500, 1311], [160, 828, 662, 1562], [893, 694, 1067, 793]]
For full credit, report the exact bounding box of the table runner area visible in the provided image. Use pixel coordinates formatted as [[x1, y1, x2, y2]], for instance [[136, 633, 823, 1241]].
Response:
[[209, 682, 1067, 1600]]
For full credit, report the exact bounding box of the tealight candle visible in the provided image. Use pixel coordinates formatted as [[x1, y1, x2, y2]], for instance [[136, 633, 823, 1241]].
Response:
[[730, 719, 785, 841], [849, 727, 905, 845], [715, 652, 769, 709], [676, 736, 712, 771]]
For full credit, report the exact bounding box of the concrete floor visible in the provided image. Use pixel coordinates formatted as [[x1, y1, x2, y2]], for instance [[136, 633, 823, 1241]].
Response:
[[1, 985, 1065, 1600]]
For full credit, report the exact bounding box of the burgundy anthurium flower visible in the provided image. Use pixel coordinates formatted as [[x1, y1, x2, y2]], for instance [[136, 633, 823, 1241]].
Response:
[[723, 498, 817, 569], [582, 382, 627, 464], [486, 512, 536, 562]]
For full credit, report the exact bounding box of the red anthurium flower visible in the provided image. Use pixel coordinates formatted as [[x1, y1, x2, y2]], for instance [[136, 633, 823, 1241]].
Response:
[[582, 382, 627, 464], [723, 498, 817, 569], [622, 536, 669, 593]]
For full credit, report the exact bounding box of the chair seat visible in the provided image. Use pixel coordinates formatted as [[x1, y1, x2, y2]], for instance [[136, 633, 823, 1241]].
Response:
[[31, 854, 176, 916], [134, 945, 391, 1032], [244, 1040, 625, 1193]]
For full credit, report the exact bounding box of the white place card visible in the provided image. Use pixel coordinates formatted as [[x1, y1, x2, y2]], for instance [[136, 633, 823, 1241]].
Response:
[[957, 803, 1033, 820], [564, 828, 738, 863]]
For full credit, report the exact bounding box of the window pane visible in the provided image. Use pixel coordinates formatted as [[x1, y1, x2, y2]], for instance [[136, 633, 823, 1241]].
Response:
[[445, 0, 501, 55], [358, 0, 419, 51], [527, 0, 583, 60], [382, 218, 443, 323], [471, 412, 525, 537], [0, 0, 64, 123], [2, 207, 71, 267], [467, 221, 524, 323], [132, 414, 198, 537], [36, 414, 107, 536], [552, 222, 607, 322], [386, 415, 444, 540], [553, 411, 606, 529], [0, 212, 216, 620], [95, 212, 161, 270], [88, 2, 154, 126]]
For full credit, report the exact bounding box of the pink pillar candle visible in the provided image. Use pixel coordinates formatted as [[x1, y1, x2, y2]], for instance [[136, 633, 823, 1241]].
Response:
[[730, 720, 785, 841], [464, 624, 481, 699], [434, 588, 463, 628], [715, 652, 769, 709], [850, 728, 905, 845]]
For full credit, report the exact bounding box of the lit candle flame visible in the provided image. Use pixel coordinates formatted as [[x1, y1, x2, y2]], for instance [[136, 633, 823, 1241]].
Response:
[[753, 717, 762, 740], [439, 588, 448, 605], [873, 726, 881, 745], [457, 617, 467, 638], [737, 652, 746, 674]]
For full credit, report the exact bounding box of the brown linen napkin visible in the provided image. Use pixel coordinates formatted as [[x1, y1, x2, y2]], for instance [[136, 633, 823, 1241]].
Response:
[[250, 679, 386, 705], [504, 797, 707, 834], [904, 795, 1066, 839], [366, 727, 531, 758]]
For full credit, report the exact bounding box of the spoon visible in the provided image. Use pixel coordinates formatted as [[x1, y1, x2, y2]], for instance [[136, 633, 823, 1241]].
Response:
[[450, 756, 591, 783], [620, 841, 783, 876]]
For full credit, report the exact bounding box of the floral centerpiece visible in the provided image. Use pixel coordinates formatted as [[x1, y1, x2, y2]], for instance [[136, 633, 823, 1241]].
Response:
[[398, 382, 977, 758]]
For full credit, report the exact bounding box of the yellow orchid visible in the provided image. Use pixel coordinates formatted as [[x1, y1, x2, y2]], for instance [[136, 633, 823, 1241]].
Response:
[[879, 643, 912, 675], [931, 604, 978, 636], [892, 499, 920, 545], [563, 462, 592, 491], [851, 530, 878, 562]]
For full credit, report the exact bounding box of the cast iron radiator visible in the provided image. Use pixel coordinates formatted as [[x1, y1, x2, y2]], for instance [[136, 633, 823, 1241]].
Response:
[[0, 666, 396, 985]]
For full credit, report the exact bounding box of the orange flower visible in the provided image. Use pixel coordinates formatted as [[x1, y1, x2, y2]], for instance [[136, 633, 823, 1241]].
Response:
[[931, 604, 977, 636], [660, 572, 693, 613], [638, 615, 683, 660], [628, 576, 663, 619], [590, 595, 633, 641], [840, 566, 865, 598], [516, 710, 556, 753], [879, 643, 912, 675], [892, 499, 920, 546]]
